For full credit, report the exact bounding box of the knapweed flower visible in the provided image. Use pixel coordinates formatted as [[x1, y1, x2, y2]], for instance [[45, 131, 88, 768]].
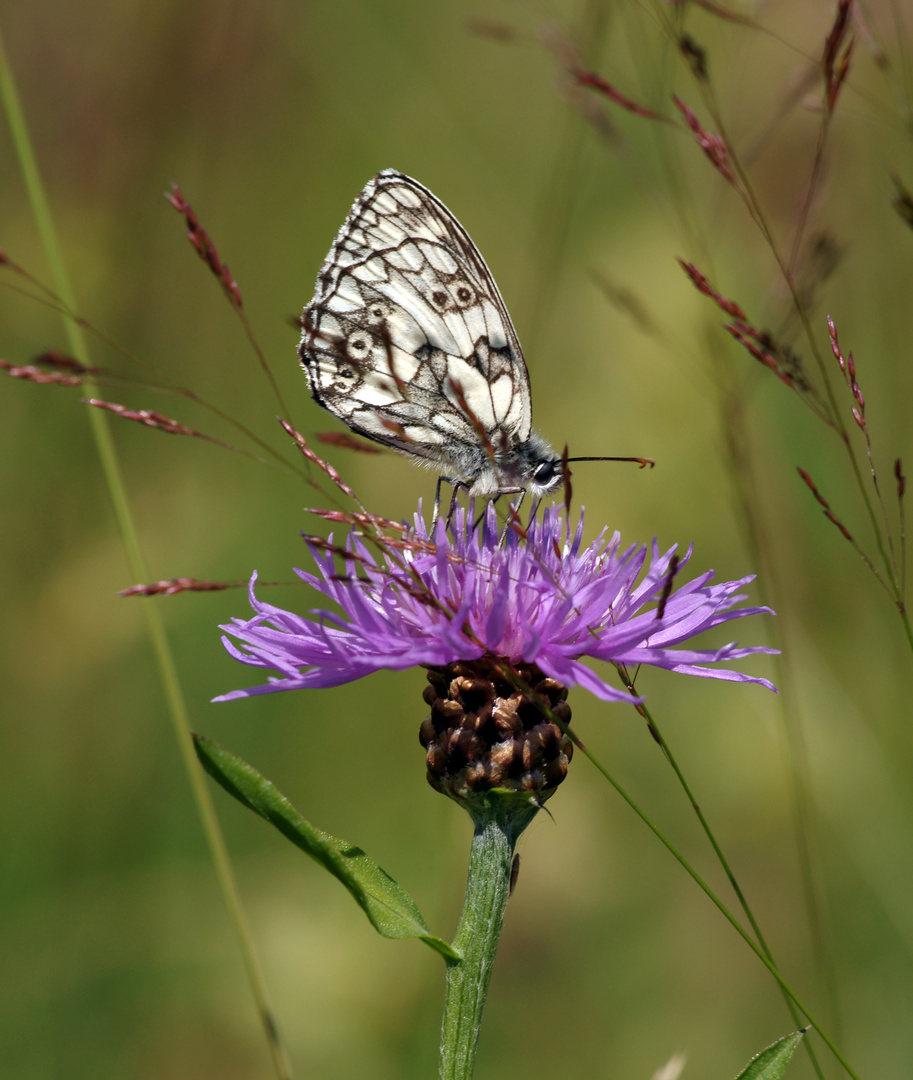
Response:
[[216, 504, 775, 804]]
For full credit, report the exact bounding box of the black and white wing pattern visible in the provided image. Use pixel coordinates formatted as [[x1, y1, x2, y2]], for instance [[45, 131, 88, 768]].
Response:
[[298, 170, 560, 498]]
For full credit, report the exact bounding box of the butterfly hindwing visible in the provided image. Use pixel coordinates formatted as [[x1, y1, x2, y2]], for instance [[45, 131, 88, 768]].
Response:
[[299, 171, 533, 477]]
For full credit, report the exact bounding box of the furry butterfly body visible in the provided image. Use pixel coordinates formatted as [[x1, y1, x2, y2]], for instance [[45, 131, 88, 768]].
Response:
[[298, 170, 562, 499]]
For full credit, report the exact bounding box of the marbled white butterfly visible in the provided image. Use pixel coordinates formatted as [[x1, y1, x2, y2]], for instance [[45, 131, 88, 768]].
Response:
[[298, 170, 563, 503]]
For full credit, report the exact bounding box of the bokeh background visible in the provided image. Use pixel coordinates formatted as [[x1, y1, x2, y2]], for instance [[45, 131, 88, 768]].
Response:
[[2, 2, 912, 1078]]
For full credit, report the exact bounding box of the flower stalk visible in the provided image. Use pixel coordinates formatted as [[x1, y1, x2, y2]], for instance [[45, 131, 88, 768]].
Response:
[[214, 491, 780, 1077], [440, 794, 539, 1080]]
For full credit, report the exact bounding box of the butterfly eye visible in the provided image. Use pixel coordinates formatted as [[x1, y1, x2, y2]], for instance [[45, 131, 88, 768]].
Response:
[[432, 289, 449, 308], [533, 460, 561, 487], [454, 284, 474, 307]]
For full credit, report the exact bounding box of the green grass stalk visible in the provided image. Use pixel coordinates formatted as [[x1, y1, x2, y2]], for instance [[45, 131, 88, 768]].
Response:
[[566, 721, 862, 1080], [0, 25, 293, 1080]]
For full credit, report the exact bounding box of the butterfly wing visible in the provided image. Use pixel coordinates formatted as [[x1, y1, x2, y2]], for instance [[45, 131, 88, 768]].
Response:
[[298, 170, 533, 482]]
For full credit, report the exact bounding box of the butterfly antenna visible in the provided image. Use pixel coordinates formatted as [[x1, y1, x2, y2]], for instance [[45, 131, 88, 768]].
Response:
[[565, 456, 655, 468]]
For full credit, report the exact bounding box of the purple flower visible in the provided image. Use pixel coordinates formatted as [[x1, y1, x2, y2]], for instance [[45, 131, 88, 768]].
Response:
[[215, 504, 776, 705]]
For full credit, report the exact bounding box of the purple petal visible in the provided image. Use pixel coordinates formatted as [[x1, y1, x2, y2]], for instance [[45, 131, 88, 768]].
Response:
[[215, 504, 777, 703]]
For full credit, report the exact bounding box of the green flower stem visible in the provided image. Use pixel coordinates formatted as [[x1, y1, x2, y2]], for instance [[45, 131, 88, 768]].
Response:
[[0, 28, 292, 1080], [440, 795, 538, 1080]]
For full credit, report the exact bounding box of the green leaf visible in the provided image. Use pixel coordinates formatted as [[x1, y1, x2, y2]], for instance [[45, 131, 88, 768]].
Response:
[[193, 733, 458, 960], [733, 1030, 807, 1080]]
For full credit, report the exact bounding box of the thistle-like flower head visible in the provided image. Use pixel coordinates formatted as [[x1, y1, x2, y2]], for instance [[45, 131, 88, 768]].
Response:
[[216, 503, 775, 706]]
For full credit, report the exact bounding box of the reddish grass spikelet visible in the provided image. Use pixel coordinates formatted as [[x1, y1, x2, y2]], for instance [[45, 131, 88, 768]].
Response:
[[2, 351, 121, 388], [448, 377, 495, 463], [279, 419, 362, 505], [724, 323, 792, 384], [166, 185, 243, 309], [822, 319, 906, 605], [85, 399, 201, 437], [829, 315, 865, 418], [446, 376, 538, 490], [306, 507, 409, 535], [33, 350, 96, 374], [673, 97, 734, 182], [823, 0, 852, 70], [307, 530, 429, 583], [797, 468, 854, 542], [725, 321, 834, 421], [826, 511, 854, 542], [825, 511, 855, 544], [1, 359, 83, 386], [677, 34, 708, 80], [822, 0, 855, 110], [572, 68, 666, 120], [680, 263, 829, 415], [314, 432, 383, 454], [119, 578, 238, 597], [380, 417, 408, 440], [677, 260, 746, 319], [378, 322, 408, 397], [505, 505, 529, 543], [797, 467, 830, 509], [368, 535, 432, 556], [303, 535, 373, 565], [827, 314, 847, 372], [307, 509, 441, 565]]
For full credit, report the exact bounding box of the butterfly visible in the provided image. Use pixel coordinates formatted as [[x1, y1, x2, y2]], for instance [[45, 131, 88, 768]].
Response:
[[297, 170, 563, 506]]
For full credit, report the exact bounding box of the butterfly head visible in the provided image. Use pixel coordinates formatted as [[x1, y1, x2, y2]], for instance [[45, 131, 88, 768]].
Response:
[[467, 430, 564, 499], [518, 432, 565, 497]]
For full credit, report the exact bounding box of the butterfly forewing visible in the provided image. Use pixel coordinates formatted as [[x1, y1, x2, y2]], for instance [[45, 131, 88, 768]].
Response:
[[299, 170, 558, 497]]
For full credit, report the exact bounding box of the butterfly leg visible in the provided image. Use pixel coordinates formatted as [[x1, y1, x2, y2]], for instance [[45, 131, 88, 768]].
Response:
[[446, 483, 463, 525], [432, 476, 463, 527], [431, 477, 445, 527]]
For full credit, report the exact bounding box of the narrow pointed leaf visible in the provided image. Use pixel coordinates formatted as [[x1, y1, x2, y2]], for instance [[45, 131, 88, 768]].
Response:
[[734, 1030, 806, 1080], [193, 733, 457, 960]]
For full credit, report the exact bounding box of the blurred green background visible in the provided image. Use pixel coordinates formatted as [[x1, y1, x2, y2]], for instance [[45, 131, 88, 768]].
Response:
[[2, 2, 912, 1078]]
